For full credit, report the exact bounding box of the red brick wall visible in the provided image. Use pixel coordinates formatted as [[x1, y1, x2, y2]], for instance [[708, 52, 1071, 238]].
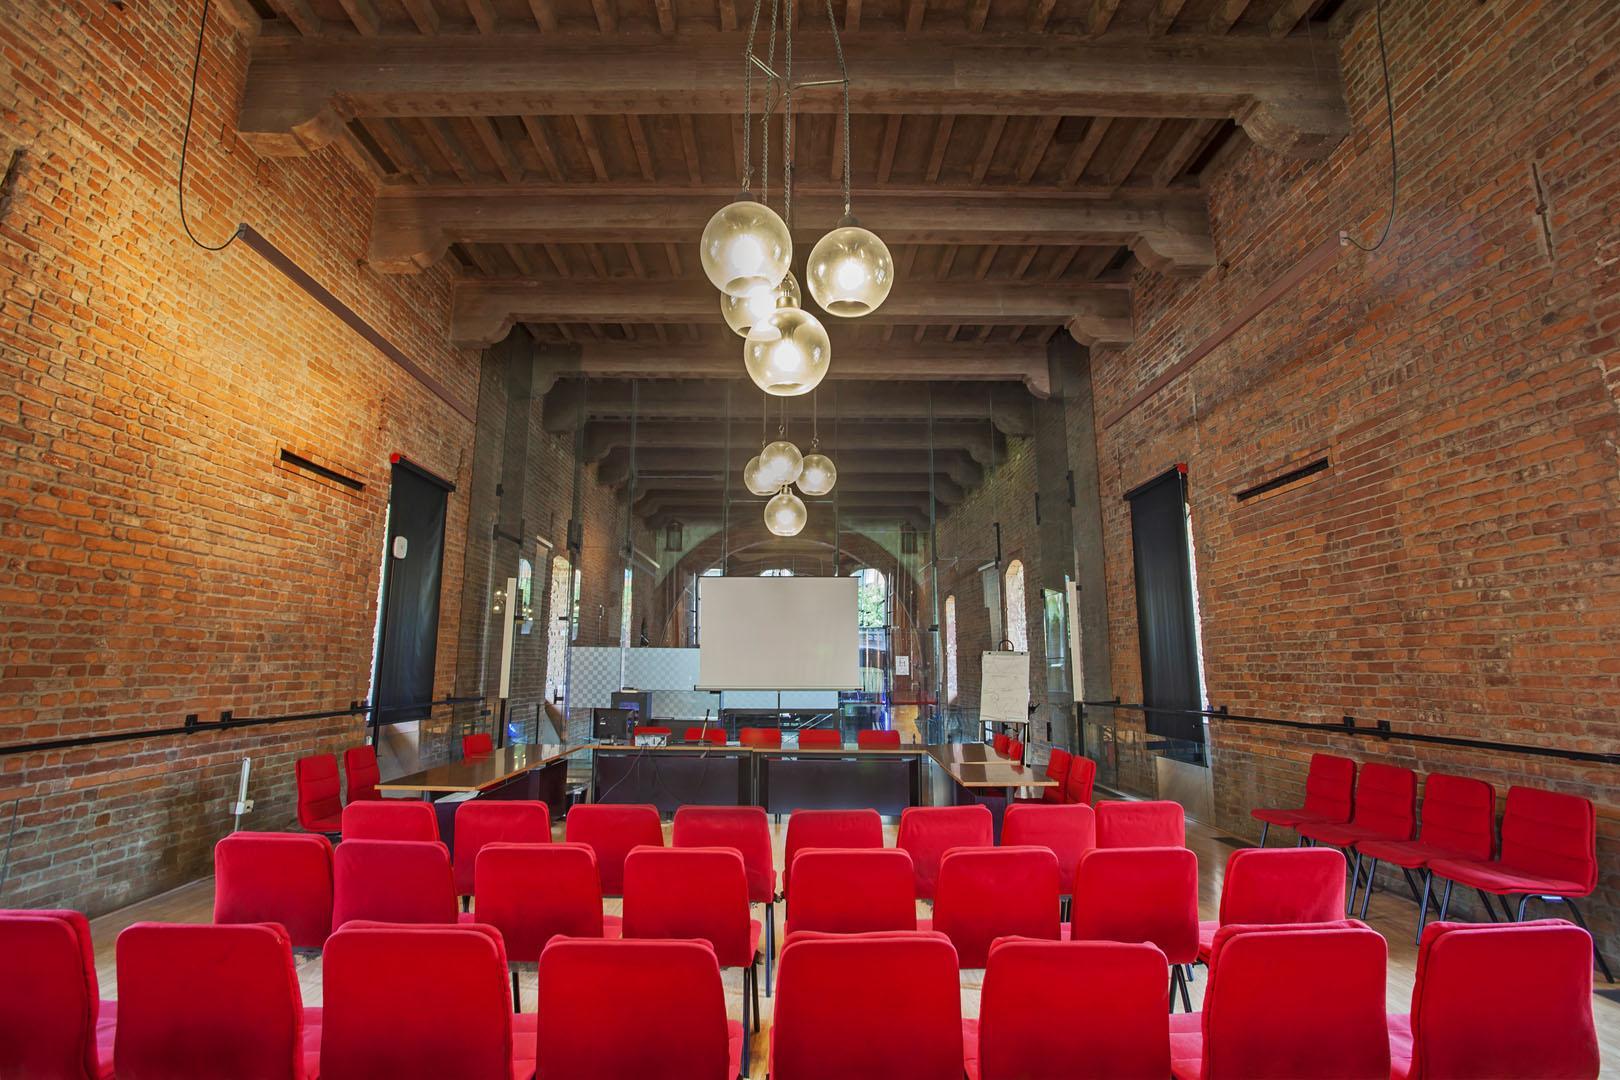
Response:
[[1088, 0, 1620, 949], [0, 1, 479, 912]]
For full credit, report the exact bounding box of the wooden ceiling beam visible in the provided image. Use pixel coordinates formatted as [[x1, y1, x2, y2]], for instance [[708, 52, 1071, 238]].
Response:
[[238, 32, 1348, 160], [597, 446, 986, 487], [582, 419, 1004, 465]]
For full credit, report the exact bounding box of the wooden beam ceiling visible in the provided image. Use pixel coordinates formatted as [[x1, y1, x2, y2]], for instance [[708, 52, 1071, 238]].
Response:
[[596, 445, 986, 487], [580, 419, 1004, 464]]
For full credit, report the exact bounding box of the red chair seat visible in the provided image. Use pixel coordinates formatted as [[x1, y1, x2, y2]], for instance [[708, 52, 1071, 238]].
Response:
[[1386, 1013, 1414, 1080], [95, 1001, 117, 1080], [305, 812, 343, 833], [1249, 807, 1338, 829], [962, 1017, 982, 1080], [1425, 857, 1588, 897], [301, 1008, 323, 1079], [1167, 1011, 1203, 1079], [1353, 838, 1472, 869], [1196, 919, 1217, 964], [1297, 821, 1387, 847]]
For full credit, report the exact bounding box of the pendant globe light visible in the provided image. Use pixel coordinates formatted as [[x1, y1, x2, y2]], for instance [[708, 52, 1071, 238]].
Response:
[[765, 486, 808, 537], [758, 438, 803, 488], [700, 199, 792, 298], [743, 454, 777, 497], [722, 271, 801, 338], [744, 306, 830, 396]]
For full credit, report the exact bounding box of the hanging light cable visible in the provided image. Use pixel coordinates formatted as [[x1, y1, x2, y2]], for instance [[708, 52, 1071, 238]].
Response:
[[798, 387, 837, 496], [744, 389, 777, 496]]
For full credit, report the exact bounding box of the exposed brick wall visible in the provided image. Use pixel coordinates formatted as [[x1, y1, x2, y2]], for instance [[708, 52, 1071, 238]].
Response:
[[1086, 0, 1620, 949], [0, 0, 485, 913]]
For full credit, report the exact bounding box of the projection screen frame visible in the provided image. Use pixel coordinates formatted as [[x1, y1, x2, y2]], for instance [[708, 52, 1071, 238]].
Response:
[[695, 575, 862, 692]]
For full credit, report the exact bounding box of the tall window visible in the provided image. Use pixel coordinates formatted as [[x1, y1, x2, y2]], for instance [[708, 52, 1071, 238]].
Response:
[[945, 595, 958, 702], [1004, 559, 1028, 652], [619, 568, 633, 650], [544, 555, 572, 705]]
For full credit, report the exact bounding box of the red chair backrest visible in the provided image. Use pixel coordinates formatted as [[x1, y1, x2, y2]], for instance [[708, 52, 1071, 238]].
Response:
[[672, 804, 775, 903], [785, 849, 917, 936], [739, 726, 782, 748], [1065, 754, 1097, 804], [321, 923, 513, 1080], [115, 922, 307, 1080], [295, 753, 341, 831], [1498, 785, 1597, 892], [1040, 748, 1073, 802], [1201, 921, 1388, 1079], [0, 909, 104, 1080], [797, 729, 842, 749], [898, 804, 994, 900], [1095, 800, 1184, 848], [213, 832, 334, 950], [342, 745, 381, 803], [1008, 738, 1024, 764], [1216, 847, 1347, 931], [332, 840, 457, 928], [978, 939, 1170, 1080], [1406, 920, 1599, 1079], [1414, 773, 1495, 861], [933, 846, 1060, 967], [994, 733, 1011, 755], [537, 939, 733, 1080], [564, 803, 664, 895], [684, 726, 726, 744], [462, 732, 494, 756], [623, 846, 755, 966], [1301, 753, 1357, 822], [473, 842, 605, 963], [1345, 761, 1417, 842], [451, 799, 550, 895], [857, 728, 901, 749], [341, 799, 439, 843], [773, 931, 964, 1080], [1002, 802, 1096, 895], [783, 808, 884, 896], [1071, 847, 1199, 964]]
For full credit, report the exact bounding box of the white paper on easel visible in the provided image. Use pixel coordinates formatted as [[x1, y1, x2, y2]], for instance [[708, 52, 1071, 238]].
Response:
[[980, 651, 1030, 726]]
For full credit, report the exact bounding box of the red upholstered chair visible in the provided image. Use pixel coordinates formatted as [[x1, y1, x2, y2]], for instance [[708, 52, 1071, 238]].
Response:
[[1031, 747, 1072, 803], [673, 805, 778, 990], [341, 745, 381, 803], [473, 842, 619, 1010], [462, 732, 494, 756], [295, 753, 343, 835], [1072, 847, 1200, 1011], [1388, 921, 1600, 1080], [967, 939, 1170, 1080], [784, 849, 918, 936], [340, 799, 440, 842], [1065, 754, 1097, 805], [115, 922, 316, 1080], [1354, 772, 1495, 938], [332, 839, 457, 928], [927, 846, 1061, 968], [796, 728, 842, 749], [623, 846, 764, 1061], [320, 922, 527, 1080], [1298, 761, 1417, 915], [684, 725, 727, 745], [1250, 752, 1356, 846], [564, 803, 663, 896], [213, 832, 334, 951], [1195, 846, 1347, 966], [772, 931, 964, 1080], [739, 726, 782, 748], [898, 804, 994, 900], [1002, 802, 1096, 897], [782, 807, 884, 899], [857, 728, 901, 749], [1428, 785, 1610, 981], [1169, 921, 1388, 1080], [536, 938, 743, 1080], [1007, 738, 1025, 764], [452, 799, 550, 896], [993, 733, 1011, 756], [0, 909, 114, 1080], [1095, 799, 1186, 848]]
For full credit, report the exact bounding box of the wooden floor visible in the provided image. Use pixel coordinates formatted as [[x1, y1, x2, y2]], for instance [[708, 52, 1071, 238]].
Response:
[[87, 815, 1620, 1078]]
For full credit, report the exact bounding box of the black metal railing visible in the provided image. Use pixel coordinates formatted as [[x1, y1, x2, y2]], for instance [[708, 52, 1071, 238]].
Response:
[[1078, 699, 1620, 766]]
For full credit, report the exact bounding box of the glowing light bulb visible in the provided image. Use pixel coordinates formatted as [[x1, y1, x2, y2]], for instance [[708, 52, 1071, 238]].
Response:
[[807, 221, 894, 317], [765, 488, 808, 537], [743, 455, 776, 497], [699, 199, 792, 298], [721, 272, 801, 338], [758, 440, 803, 488], [797, 452, 837, 496], [744, 307, 830, 396]]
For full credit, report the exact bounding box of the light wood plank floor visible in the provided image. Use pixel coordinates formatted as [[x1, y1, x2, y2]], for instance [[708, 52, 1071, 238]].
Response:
[[85, 816, 1620, 1078]]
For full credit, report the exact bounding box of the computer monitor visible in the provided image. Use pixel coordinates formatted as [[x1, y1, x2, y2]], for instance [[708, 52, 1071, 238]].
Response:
[[592, 707, 635, 742], [611, 690, 652, 718]]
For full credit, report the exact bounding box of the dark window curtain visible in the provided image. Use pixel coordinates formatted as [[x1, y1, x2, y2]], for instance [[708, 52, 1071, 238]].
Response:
[[374, 461, 451, 725], [1127, 468, 1204, 745]]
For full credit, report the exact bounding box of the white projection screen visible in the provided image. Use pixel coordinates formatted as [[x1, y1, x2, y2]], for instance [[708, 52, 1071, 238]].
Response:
[[697, 576, 861, 690]]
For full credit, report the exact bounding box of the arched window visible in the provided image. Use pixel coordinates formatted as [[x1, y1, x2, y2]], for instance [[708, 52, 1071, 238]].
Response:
[[945, 595, 959, 703], [545, 555, 573, 706], [1004, 559, 1028, 652]]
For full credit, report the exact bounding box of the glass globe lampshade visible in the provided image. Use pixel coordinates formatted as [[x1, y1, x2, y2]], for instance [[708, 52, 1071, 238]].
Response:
[[765, 487, 808, 537], [806, 220, 894, 317], [743, 455, 777, 497], [699, 199, 792, 298], [797, 452, 837, 496], [721, 271, 801, 338], [744, 307, 831, 397], [758, 439, 803, 488]]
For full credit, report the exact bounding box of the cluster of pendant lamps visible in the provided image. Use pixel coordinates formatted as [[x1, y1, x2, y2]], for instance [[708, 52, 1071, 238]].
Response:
[[696, 0, 893, 537]]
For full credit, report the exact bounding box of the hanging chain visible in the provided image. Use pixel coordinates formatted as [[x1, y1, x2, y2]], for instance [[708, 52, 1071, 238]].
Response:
[[741, 0, 765, 190], [825, 0, 852, 216], [783, 0, 795, 226], [811, 389, 819, 450], [761, 0, 780, 206], [761, 388, 768, 447]]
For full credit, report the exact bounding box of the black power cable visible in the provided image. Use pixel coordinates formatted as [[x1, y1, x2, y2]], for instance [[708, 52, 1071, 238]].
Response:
[[178, 0, 239, 251], [1340, 0, 1400, 252]]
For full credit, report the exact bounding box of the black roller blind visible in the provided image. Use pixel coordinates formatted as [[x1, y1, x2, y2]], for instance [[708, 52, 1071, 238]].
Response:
[[374, 461, 450, 724], [1127, 468, 1204, 744]]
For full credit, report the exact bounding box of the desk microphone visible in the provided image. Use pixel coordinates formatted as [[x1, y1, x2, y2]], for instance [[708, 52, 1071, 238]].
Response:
[[699, 708, 713, 743]]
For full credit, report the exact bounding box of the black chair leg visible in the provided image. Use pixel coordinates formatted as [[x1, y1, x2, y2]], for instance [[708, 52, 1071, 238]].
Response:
[[751, 960, 761, 1033], [1563, 899, 1616, 984], [1258, 822, 1269, 847], [512, 970, 521, 1013], [1477, 888, 1500, 922], [1496, 894, 1518, 922], [1438, 877, 1454, 921], [765, 901, 775, 997], [1399, 867, 1422, 904], [1358, 857, 1379, 920], [1168, 965, 1191, 1013], [1415, 870, 1433, 944], [1346, 851, 1363, 915]]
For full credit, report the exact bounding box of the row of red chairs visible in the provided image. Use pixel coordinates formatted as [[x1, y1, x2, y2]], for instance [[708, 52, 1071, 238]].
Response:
[[1252, 753, 1609, 978], [4, 908, 1598, 1080], [635, 726, 903, 749], [295, 735, 497, 835]]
